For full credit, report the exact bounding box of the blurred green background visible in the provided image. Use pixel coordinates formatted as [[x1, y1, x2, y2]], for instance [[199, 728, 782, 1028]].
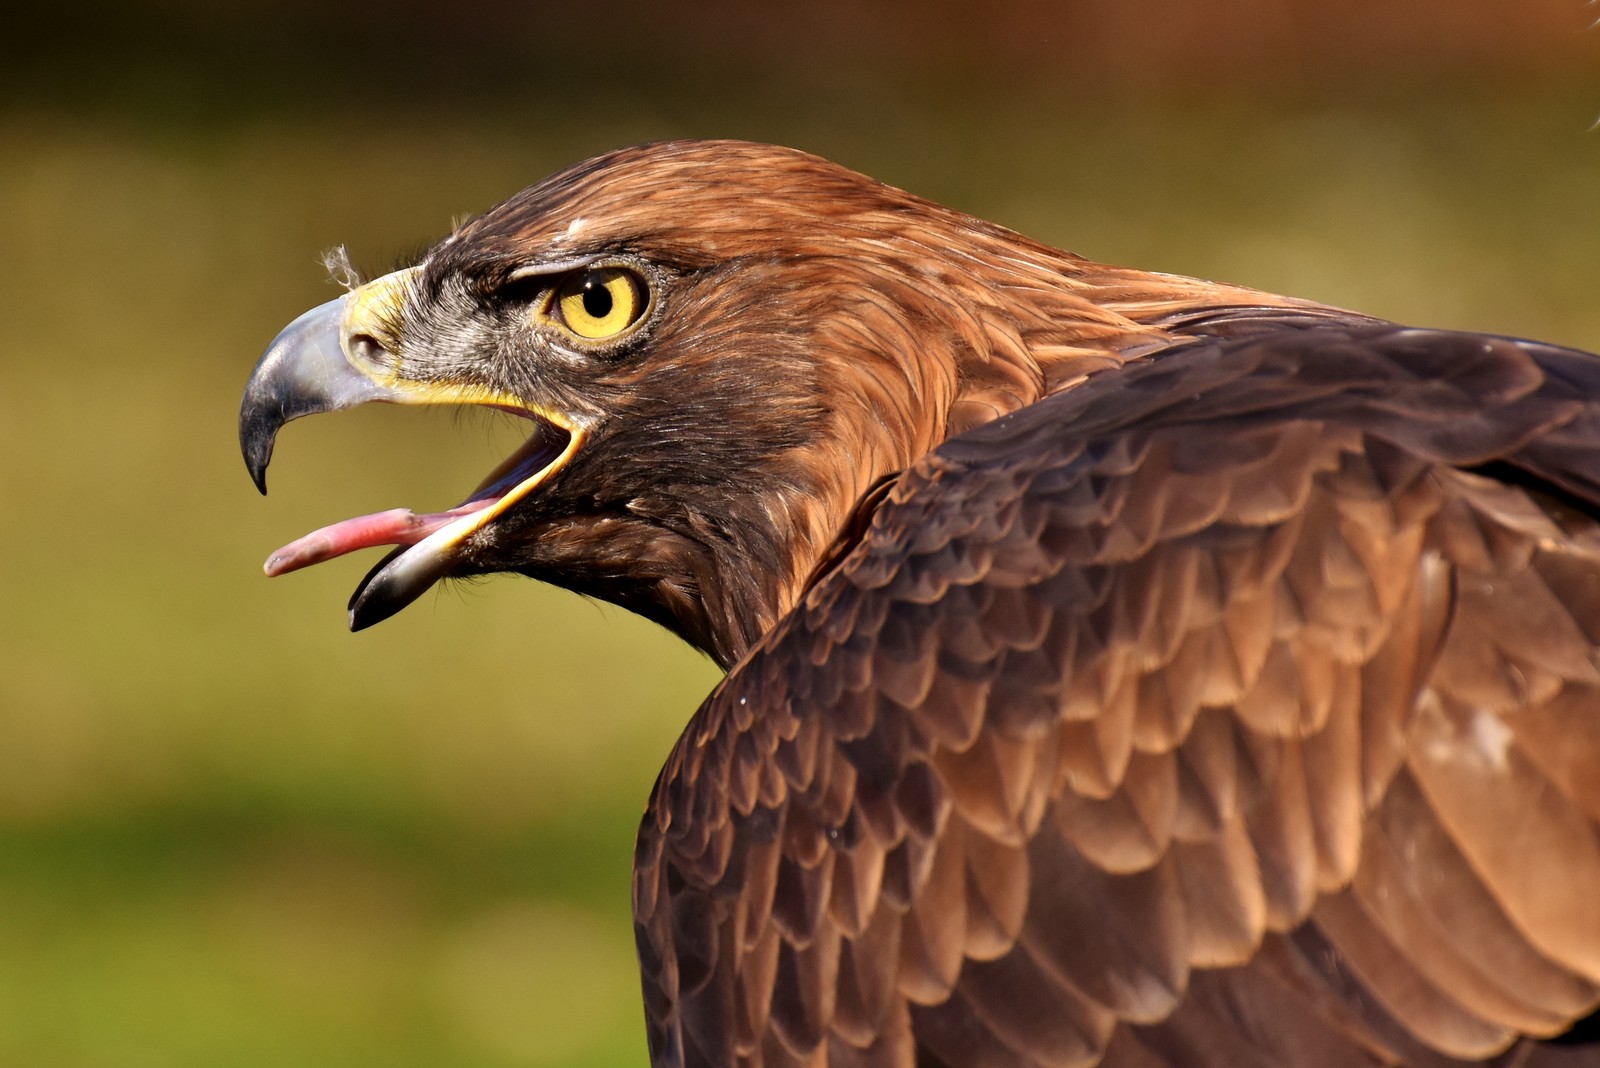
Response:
[[2, 2, 1597, 1065]]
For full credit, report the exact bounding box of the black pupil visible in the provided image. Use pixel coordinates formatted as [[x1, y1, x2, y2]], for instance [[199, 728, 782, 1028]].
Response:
[[581, 277, 614, 319]]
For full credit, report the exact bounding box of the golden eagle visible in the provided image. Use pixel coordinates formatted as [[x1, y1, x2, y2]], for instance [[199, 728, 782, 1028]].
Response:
[[240, 141, 1600, 1067]]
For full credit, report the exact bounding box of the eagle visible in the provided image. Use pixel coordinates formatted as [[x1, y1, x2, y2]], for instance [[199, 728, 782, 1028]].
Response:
[[239, 140, 1600, 1067]]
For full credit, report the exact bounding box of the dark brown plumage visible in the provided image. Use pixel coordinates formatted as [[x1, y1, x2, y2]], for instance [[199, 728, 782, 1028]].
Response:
[[240, 140, 1600, 1067]]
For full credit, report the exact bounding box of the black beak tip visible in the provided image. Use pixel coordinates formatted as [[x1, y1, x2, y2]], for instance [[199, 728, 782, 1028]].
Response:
[[347, 547, 415, 631], [348, 591, 405, 633], [239, 403, 280, 497]]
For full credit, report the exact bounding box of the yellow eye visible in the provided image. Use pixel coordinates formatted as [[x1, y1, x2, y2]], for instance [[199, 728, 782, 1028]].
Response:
[[550, 267, 647, 341]]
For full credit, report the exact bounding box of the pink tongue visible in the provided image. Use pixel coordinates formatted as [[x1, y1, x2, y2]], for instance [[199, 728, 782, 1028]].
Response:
[[264, 499, 499, 577]]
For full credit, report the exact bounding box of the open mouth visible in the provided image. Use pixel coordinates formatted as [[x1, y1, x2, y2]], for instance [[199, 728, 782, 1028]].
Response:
[[239, 270, 585, 630], [262, 415, 572, 579], [282, 414, 580, 631]]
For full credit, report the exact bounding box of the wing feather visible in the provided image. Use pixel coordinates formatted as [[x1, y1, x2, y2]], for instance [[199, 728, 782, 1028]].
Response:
[[636, 321, 1600, 1066]]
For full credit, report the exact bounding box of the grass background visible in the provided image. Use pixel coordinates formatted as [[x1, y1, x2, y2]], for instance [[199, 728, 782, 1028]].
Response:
[[3, 2, 1599, 1065]]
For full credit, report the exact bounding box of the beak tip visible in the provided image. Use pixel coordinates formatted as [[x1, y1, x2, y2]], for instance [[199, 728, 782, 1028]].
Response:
[[240, 410, 278, 496], [347, 595, 397, 632], [347, 546, 420, 632]]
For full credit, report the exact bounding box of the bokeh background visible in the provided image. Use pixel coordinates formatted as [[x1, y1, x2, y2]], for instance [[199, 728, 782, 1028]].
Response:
[[3, 2, 1598, 1065]]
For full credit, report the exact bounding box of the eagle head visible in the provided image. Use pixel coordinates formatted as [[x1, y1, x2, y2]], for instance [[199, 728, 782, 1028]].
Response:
[[240, 140, 1263, 666]]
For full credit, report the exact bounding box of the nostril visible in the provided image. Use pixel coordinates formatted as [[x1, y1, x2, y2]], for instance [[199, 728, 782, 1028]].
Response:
[[347, 332, 399, 374]]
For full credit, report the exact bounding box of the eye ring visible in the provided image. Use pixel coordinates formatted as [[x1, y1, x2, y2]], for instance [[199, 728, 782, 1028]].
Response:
[[541, 266, 649, 342]]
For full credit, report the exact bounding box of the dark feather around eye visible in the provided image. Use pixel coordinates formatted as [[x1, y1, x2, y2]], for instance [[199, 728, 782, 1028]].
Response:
[[491, 272, 559, 307]]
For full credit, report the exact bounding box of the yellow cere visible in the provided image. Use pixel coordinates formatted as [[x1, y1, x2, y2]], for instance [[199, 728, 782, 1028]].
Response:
[[552, 268, 645, 340], [341, 268, 416, 366]]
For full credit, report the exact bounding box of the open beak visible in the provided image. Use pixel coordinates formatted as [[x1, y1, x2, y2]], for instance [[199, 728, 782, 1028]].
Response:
[[239, 269, 583, 630]]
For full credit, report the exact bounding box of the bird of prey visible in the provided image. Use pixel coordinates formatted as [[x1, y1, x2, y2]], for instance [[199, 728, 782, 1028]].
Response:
[[240, 140, 1600, 1067]]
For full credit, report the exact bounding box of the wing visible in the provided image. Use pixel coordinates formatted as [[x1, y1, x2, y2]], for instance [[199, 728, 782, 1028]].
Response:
[[633, 321, 1600, 1068]]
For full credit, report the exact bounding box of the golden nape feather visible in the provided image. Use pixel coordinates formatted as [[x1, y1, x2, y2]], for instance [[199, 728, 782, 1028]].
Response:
[[240, 140, 1600, 1067]]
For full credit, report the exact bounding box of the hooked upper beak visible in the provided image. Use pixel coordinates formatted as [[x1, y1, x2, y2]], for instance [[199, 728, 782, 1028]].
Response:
[[240, 268, 526, 492]]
